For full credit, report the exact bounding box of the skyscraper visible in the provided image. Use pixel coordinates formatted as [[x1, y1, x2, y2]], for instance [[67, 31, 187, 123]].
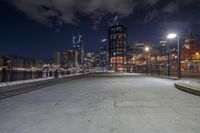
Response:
[[108, 24, 127, 72], [94, 39, 108, 71], [73, 34, 85, 66], [66, 50, 78, 68], [53, 51, 61, 65]]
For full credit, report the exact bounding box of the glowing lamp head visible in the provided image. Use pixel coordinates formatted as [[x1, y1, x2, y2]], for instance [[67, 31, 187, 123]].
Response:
[[101, 39, 107, 42], [145, 47, 150, 52], [167, 33, 177, 39]]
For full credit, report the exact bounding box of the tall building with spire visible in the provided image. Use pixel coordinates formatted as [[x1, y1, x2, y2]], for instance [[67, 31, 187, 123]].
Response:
[[108, 16, 127, 72], [78, 35, 85, 66], [73, 34, 85, 67]]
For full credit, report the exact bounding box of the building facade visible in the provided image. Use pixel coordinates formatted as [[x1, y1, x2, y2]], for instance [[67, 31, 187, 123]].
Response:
[[108, 25, 127, 72], [181, 31, 200, 60], [94, 39, 109, 71], [65, 50, 78, 69], [181, 31, 200, 72], [53, 51, 61, 65], [0, 56, 4, 67], [73, 35, 85, 66]]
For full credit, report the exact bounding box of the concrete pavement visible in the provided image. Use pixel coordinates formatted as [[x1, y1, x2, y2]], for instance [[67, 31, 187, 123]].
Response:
[[0, 73, 200, 133]]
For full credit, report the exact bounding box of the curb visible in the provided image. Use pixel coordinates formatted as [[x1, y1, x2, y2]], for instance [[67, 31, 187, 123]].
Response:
[[174, 81, 200, 96]]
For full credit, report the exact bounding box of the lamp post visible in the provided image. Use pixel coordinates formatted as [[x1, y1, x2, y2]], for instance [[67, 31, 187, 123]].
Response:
[[167, 48, 170, 77], [144, 46, 150, 74], [167, 33, 181, 79]]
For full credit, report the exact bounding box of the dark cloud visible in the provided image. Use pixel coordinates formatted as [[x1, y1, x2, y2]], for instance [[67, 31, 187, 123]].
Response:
[[6, 0, 164, 28], [163, 0, 200, 14], [141, 0, 200, 23], [159, 21, 190, 36], [7, 0, 137, 27], [90, 13, 104, 30], [143, 10, 159, 23], [141, 0, 159, 6], [7, 0, 199, 28]]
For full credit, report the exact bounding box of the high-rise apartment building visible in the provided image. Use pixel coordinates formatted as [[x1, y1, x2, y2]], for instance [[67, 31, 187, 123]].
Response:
[[108, 25, 127, 72]]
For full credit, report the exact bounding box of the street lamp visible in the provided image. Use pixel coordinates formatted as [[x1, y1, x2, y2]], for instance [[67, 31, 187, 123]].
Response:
[[167, 33, 181, 78], [144, 46, 151, 74], [167, 33, 177, 39], [145, 46, 150, 52]]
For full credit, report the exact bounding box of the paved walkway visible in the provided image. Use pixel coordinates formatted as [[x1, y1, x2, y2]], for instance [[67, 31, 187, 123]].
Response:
[[0, 73, 200, 133]]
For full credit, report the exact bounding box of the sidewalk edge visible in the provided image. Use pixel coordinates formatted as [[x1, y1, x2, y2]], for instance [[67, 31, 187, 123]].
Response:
[[174, 81, 200, 96]]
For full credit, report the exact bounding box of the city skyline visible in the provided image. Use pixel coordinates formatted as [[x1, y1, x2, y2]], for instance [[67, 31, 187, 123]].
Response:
[[1, 0, 200, 58], [1, 1, 200, 132]]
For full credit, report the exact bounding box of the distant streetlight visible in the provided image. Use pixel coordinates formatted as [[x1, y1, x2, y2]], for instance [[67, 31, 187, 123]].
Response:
[[167, 33, 181, 78], [144, 46, 150, 52]]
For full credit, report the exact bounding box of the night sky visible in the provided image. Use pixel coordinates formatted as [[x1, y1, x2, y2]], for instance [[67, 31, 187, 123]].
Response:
[[1, 0, 200, 58]]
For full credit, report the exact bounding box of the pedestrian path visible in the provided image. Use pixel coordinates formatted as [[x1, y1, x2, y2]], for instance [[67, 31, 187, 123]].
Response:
[[1, 73, 200, 133]]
